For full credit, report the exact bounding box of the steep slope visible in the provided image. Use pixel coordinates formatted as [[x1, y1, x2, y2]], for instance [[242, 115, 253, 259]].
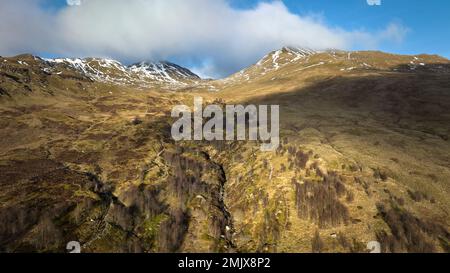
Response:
[[213, 49, 450, 252]]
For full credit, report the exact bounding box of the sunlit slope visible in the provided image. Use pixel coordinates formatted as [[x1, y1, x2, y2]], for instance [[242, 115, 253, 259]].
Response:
[[214, 49, 450, 101], [0, 49, 449, 252], [208, 49, 450, 252]]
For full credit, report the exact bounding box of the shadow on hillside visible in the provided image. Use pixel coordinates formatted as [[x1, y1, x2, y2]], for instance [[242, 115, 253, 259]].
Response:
[[238, 66, 450, 253], [241, 66, 450, 141], [1, 61, 450, 253]]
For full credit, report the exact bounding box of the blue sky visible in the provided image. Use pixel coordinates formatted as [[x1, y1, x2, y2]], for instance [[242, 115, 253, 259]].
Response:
[[228, 0, 450, 58], [1, 0, 449, 77]]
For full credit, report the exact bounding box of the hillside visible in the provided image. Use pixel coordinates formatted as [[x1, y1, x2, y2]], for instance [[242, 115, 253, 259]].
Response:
[[0, 49, 449, 253]]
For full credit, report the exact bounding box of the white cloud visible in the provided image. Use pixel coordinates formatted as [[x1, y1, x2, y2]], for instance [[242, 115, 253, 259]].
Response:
[[0, 0, 409, 78], [67, 0, 82, 6], [378, 23, 409, 44]]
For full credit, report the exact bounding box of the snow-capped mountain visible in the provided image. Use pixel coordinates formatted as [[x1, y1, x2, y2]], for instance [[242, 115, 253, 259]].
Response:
[[6, 48, 449, 95], [256, 47, 316, 70], [224, 47, 316, 83], [129, 61, 200, 83], [43, 58, 200, 87]]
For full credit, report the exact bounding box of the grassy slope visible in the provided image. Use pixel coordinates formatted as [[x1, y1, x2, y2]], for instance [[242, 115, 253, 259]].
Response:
[[0, 51, 449, 252]]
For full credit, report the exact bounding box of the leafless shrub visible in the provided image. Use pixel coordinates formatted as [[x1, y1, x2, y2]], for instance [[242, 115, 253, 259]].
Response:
[[337, 232, 350, 249], [354, 177, 371, 196], [131, 116, 143, 125], [346, 191, 355, 203], [295, 151, 309, 169], [263, 159, 269, 169], [287, 146, 297, 155], [392, 196, 405, 206], [407, 190, 429, 202], [311, 230, 324, 253], [390, 158, 399, 163], [372, 168, 388, 181], [288, 161, 294, 170], [34, 214, 61, 250]]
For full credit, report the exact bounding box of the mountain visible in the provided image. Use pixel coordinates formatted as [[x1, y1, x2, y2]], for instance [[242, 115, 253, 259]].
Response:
[[222, 47, 316, 84], [0, 49, 449, 253], [129, 61, 200, 83], [220, 47, 449, 85], [39, 56, 200, 88]]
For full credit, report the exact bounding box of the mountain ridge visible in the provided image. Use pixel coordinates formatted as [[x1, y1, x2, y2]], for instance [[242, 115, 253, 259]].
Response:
[[2, 47, 450, 87], [1, 47, 450, 253], [43, 57, 201, 87]]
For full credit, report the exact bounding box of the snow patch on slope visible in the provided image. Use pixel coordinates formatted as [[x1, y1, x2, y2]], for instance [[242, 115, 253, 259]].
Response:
[[227, 47, 316, 82], [43, 58, 200, 87]]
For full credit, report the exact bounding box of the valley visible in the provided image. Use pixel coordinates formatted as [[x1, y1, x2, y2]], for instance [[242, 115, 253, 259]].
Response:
[[0, 47, 449, 253]]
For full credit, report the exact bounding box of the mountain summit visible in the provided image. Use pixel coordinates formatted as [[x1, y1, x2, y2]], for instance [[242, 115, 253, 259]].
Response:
[[128, 61, 200, 83], [43, 57, 200, 87]]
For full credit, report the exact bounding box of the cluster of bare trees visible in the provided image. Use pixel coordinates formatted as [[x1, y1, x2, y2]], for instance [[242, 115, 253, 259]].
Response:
[[293, 172, 350, 228], [375, 203, 448, 253]]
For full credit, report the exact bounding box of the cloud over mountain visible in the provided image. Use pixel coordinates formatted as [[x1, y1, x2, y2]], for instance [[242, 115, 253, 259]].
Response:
[[0, 0, 409, 77]]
